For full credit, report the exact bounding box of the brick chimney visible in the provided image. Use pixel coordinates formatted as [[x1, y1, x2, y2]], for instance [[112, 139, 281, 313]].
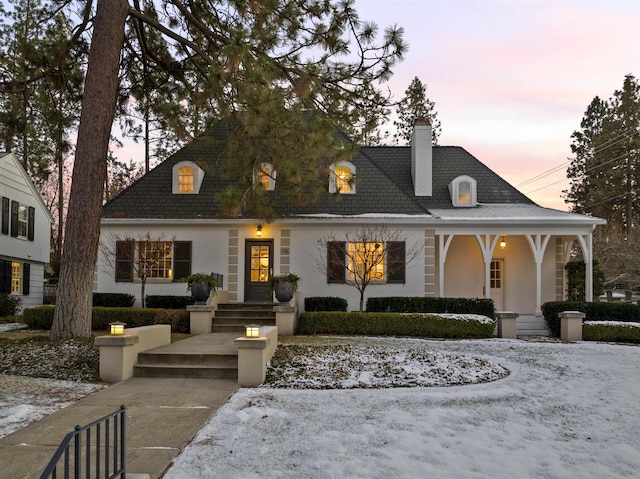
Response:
[[411, 116, 433, 196]]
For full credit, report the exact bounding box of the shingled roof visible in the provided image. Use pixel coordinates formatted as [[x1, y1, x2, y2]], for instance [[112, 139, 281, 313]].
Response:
[[102, 129, 534, 220]]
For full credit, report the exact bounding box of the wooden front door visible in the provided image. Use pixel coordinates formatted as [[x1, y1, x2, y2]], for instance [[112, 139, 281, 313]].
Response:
[[490, 259, 505, 311], [244, 240, 273, 302]]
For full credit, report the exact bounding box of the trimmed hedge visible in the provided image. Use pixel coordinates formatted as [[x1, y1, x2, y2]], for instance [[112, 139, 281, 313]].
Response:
[[0, 294, 21, 317], [583, 322, 640, 344], [304, 296, 348, 312], [542, 301, 640, 337], [298, 312, 495, 338], [22, 306, 189, 333], [366, 296, 495, 319], [146, 295, 195, 309], [92, 293, 135, 308]]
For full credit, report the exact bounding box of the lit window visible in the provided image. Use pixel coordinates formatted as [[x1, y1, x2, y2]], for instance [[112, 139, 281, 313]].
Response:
[[329, 161, 356, 194], [178, 166, 194, 193], [348, 242, 384, 281], [257, 163, 276, 190], [250, 245, 270, 282], [11, 262, 21, 294], [138, 241, 173, 279]]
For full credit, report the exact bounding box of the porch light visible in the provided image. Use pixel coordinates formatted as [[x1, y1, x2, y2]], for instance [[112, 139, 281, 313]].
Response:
[[245, 324, 261, 338], [500, 236, 506, 249], [256, 225, 262, 237], [110, 322, 126, 335]]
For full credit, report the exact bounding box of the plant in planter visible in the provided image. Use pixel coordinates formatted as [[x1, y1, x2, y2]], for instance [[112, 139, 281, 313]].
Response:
[[268, 273, 301, 303], [180, 273, 218, 305]]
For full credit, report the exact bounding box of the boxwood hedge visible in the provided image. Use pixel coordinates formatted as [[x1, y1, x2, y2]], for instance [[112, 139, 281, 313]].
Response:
[[366, 296, 495, 319], [542, 301, 640, 337]]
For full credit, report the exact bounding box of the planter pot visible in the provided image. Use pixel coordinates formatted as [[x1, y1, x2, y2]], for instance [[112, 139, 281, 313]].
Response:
[[274, 281, 294, 303], [191, 281, 211, 305]]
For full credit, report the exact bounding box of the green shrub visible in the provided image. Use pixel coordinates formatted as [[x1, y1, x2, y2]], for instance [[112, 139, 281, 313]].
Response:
[[298, 311, 495, 338], [22, 305, 188, 332], [366, 296, 495, 319], [542, 301, 640, 337], [583, 322, 640, 343], [92, 293, 135, 308], [304, 296, 348, 312], [146, 295, 195, 309], [0, 293, 22, 316]]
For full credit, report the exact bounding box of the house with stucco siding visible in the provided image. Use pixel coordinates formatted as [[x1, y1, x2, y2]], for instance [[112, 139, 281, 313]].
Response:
[[98, 120, 605, 335]]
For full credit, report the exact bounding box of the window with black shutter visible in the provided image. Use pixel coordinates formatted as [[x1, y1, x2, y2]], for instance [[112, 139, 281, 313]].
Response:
[[115, 240, 134, 282], [327, 241, 346, 283], [1, 197, 9, 235], [172, 241, 192, 280], [387, 241, 406, 283], [27, 206, 35, 241], [0, 260, 10, 293], [10, 200, 18, 237]]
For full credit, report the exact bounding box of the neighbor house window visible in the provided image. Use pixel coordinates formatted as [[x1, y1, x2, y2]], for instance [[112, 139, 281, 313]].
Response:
[[256, 162, 276, 191], [449, 175, 477, 207], [327, 241, 405, 284], [9, 200, 34, 240], [172, 161, 205, 194], [178, 166, 195, 193], [115, 240, 192, 282], [11, 262, 21, 294], [329, 161, 356, 194]]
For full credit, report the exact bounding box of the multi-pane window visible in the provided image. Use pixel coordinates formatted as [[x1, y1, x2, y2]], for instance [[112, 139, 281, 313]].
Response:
[[335, 166, 352, 193], [490, 260, 502, 289], [250, 245, 270, 282], [178, 166, 194, 193], [115, 240, 192, 282], [348, 242, 384, 280], [11, 262, 21, 293], [139, 241, 173, 279]]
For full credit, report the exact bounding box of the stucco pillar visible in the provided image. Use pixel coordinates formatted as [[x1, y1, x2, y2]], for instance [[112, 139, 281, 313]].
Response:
[[187, 305, 213, 335], [559, 310, 585, 342], [496, 311, 519, 339]]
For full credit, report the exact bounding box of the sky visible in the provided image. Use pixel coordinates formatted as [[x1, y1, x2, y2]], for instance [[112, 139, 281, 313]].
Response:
[[350, 0, 640, 210]]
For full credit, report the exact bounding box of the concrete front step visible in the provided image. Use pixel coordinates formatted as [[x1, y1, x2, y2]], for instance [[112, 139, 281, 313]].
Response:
[[137, 352, 238, 366], [215, 310, 276, 319], [133, 363, 238, 379], [213, 316, 275, 326]]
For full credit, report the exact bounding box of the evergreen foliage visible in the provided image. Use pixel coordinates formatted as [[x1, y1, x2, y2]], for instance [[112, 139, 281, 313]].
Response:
[[393, 76, 441, 145]]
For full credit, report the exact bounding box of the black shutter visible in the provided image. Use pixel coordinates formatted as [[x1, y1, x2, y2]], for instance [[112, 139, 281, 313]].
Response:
[[327, 241, 346, 283], [115, 240, 134, 282], [27, 206, 35, 241], [173, 241, 192, 280], [0, 260, 10, 293], [22, 262, 30, 295], [10, 201, 18, 237], [1, 197, 9, 235], [387, 241, 406, 284]]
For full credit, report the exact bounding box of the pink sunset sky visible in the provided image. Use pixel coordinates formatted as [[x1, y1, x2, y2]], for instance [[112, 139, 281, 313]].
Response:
[[355, 0, 640, 211]]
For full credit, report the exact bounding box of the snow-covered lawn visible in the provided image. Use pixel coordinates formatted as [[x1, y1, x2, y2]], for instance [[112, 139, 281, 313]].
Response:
[[164, 336, 640, 479]]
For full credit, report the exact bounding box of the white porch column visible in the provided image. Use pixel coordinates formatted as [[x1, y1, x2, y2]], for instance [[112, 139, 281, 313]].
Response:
[[525, 234, 551, 316], [474, 234, 500, 299], [576, 232, 595, 302], [438, 234, 454, 297]]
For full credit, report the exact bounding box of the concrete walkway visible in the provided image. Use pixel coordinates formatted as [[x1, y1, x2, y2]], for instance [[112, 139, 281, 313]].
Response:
[[0, 353, 239, 479]]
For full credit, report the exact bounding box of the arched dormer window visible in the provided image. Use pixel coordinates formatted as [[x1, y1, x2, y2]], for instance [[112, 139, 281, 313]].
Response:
[[172, 161, 205, 194], [255, 162, 276, 191], [329, 161, 356, 194], [449, 175, 477, 207]]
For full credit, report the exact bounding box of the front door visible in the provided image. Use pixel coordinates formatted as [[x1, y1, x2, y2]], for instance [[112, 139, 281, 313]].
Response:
[[244, 240, 273, 302], [490, 259, 505, 311]]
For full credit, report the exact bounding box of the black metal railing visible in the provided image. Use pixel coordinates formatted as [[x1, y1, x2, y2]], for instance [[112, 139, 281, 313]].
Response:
[[39, 405, 126, 479]]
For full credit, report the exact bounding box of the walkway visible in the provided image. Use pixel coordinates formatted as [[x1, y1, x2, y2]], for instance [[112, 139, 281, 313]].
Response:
[[0, 334, 240, 479]]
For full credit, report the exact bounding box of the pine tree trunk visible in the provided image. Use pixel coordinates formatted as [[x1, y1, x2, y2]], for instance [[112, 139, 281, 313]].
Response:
[[51, 0, 129, 340]]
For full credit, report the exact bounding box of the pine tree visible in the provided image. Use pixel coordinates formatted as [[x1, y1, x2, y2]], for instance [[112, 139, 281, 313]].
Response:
[[393, 76, 441, 145]]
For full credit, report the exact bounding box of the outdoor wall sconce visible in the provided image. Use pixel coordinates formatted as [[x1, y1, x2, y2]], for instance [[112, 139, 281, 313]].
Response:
[[500, 236, 506, 249], [110, 322, 126, 335], [245, 324, 261, 338], [256, 225, 262, 237]]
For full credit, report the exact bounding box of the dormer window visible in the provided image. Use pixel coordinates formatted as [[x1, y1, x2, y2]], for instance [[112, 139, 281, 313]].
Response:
[[256, 162, 276, 191], [329, 161, 356, 194], [172, 161, 204, 194], [449, 175, 477, 207]]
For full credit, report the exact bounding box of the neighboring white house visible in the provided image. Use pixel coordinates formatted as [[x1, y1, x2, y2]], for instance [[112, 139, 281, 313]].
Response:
[[98, 120, 605, 334], [0, 152, 53, 311]]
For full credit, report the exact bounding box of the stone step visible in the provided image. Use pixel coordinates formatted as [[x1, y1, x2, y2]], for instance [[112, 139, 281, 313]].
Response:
[[211, 324, 245, 334], [133, 363, 237, 379], [212, 316, 275, 326], [217, 303, 275, 311], [137, 352, 237, 366], [214, 309, 276, 319]]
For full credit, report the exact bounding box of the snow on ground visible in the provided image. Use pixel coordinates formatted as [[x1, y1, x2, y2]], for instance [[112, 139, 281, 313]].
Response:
[[0, 374, 106, 438], [0, 323, 27, 332], [164, 337, 640, 479]]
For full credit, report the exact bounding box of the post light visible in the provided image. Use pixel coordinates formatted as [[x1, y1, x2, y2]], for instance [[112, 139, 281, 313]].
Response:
[[245, 324, 261, 338], [256, 225, 262, 237], [110, 322, 126, 335], [500, 236, 506, 249]]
